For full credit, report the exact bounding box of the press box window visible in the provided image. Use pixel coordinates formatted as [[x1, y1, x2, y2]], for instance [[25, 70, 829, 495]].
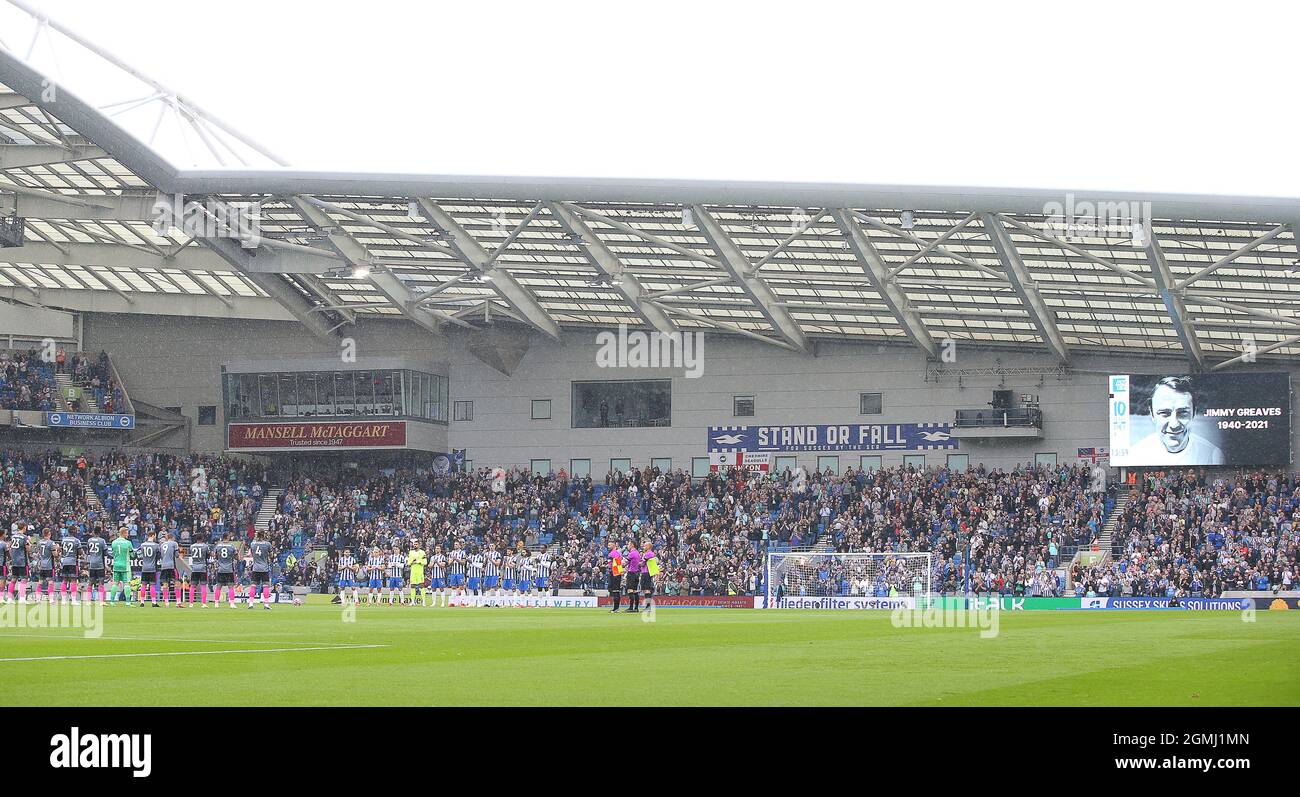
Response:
[[733, 395, 755, 417], [572, 379, 670, 428], [860, 392, 882, 415]]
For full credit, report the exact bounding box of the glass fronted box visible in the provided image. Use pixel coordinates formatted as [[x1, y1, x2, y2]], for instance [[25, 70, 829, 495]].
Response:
[[225, 369, 448, 422], [572, 379, 671, 428]]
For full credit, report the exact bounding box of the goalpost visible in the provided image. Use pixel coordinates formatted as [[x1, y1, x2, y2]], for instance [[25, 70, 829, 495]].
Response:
[[764, 551, 932, 608]]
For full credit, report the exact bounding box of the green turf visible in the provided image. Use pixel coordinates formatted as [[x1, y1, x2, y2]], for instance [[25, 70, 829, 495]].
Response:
[[0, 598, 1296, 706]]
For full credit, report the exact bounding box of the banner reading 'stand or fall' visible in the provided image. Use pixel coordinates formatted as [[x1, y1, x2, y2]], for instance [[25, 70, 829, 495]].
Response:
[[708, 423, 956, 453], [227, 420, 407, 450]]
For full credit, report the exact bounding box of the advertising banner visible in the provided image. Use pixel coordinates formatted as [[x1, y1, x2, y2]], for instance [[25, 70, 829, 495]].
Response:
[[708, 423, 955, 453], [1080, 597, 1252, 610], [1108, 372, 1290, 466], [968, 596, 1083, 611], [599, 595, 756, 608], [767, 596, 915, 610], [46, 412, 135, 430], [227, 421, 407, 451]]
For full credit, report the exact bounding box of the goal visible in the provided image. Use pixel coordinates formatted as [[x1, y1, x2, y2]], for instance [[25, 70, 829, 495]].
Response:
[[764, 551, 932, 608]]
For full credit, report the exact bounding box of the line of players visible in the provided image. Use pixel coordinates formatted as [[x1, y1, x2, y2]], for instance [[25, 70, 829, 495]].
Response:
[[335, 541, 556, 607], [0, 521, 279, 609]]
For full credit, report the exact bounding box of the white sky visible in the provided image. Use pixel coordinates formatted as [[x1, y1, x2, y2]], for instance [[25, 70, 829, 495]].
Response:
[[6, 0, 1300, 197]]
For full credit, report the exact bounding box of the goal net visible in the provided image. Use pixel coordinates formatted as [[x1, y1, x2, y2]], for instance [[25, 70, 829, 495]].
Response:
[[764, 551, 932, 608]]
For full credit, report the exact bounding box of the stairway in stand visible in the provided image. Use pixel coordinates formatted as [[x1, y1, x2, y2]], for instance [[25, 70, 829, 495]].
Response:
[[1098, 491, 1131, 555], [254, 488, 283, 532], [84, 483, 103, 512], [53, 372, 101, 412]]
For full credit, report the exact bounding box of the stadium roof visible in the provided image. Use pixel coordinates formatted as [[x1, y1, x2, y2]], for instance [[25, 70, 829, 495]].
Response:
[[2, 1, 1300, 370]]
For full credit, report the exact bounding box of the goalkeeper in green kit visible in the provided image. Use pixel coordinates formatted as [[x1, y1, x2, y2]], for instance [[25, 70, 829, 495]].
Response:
[[111, 527, 135, 605]]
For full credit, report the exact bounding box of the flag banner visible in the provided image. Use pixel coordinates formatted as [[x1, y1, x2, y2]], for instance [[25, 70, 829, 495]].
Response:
[[709, 451, 771, 471], [1077, 447, 1109, 463]]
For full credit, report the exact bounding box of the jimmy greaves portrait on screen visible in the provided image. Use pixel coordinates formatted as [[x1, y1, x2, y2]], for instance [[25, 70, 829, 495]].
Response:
[[1127, 375, 1225, 465]]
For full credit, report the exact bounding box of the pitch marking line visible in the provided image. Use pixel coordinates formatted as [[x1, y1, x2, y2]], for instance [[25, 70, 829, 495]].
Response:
[[0, 634, 371, 647], [0, 634, 377, 647], [0, 644, 387, 662]]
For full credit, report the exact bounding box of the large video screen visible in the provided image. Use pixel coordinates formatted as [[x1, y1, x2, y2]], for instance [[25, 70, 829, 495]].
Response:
[[1108, 373, 1291, 467]]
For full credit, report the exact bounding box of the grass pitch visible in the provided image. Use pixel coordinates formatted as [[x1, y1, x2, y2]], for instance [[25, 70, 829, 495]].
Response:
[[0, 598, 1296, 706]]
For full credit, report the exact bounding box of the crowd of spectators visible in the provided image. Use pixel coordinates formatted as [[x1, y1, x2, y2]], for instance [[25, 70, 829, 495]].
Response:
[[1071, 469, 1298, 598], [4, 446, 1295, 600], [88, 452, 265, 544], [0, 350, 56, 412], [276, 461, 1110, 597], [0, 450, 269, 546], [0, 449, 94, 532], [63, 350, 125, 414]]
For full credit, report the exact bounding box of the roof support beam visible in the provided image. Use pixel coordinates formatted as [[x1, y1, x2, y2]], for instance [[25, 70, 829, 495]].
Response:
[[689, 204, 808, 353], [1212, 333, 1300, 370], [414, 198, 560, 340], [566, 204, 724, 270], [850, 210, 1004, 280], [1, 278, 297, 322], [288, 196, 445, 336], [982, 213, 1071, 364], [996, 214, 1156, 289], [657, 304, 800, 351], [1175, 224, 1288, 289], [545, 201, 676, 334], [890, 212, 977, 278], [831, 208, 939, 359], [1144, 232, 1205, 370], [0, 143, 107, 168], [197, 233, 346, 341]]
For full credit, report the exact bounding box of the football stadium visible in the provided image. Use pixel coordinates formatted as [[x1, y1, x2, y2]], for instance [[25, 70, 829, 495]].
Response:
[[0, 0, 1297, 733]]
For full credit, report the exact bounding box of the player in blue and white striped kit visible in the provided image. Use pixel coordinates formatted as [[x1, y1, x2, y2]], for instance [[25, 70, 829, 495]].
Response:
[[428, 548, 446, 607], [502, 553, 519, 596], [484, 547, 501, 598], [386, 546, 404, 605], [466, 549, 484, 604], [535, 551, 552, 595], [447, 545, 467, 606], [337, 550, 359, 603], [366, 547, 385, 605]]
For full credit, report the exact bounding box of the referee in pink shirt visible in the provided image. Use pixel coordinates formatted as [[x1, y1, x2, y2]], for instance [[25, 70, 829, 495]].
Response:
[[623, 542, 643, 613]]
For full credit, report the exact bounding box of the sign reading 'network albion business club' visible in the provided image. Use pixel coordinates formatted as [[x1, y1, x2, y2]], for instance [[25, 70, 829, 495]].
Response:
[[708, 423, 956, 453], [46, 412, 135, 430]]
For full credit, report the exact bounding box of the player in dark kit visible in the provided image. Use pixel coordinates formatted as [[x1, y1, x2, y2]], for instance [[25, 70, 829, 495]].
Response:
[[7, 522, 30, 603], [137, 533, 160, 606], [157, 532, 182, 607], [0, 529, 8, 604], [187, 539, 211, 607], [213, 534, 239, 608], [248, 533, 274, 610], [58, 530, 82, 604], [35, 529, 57, 604], [83, 527, 108, 605]]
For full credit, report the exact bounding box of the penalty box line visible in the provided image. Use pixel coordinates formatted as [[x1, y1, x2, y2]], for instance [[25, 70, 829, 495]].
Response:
[[0, 644, 388, 662]]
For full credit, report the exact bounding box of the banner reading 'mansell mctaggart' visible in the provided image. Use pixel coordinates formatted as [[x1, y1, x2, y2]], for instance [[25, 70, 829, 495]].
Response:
[[227, 420, 408, 451]]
